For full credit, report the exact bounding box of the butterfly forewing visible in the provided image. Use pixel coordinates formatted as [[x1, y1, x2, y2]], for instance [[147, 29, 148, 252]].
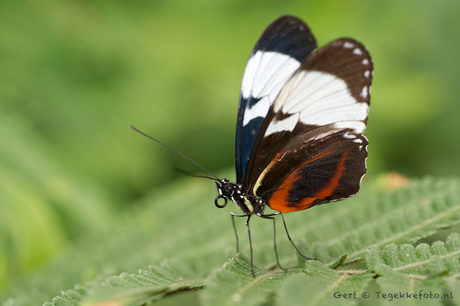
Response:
[[235, 15, 317, 184], [243, 39, 373, 212]]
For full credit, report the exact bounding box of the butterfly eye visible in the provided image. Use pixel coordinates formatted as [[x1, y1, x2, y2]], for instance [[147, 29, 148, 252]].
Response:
[[215, 195, 228, 208], [222, 183, 234, 196]]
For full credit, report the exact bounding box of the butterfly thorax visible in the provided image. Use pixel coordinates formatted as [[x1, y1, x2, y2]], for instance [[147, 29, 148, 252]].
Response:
[[215, 178, 265, 216]]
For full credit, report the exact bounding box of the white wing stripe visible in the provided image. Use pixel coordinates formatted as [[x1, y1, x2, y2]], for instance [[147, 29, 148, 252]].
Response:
[[334, 121, 366, 134], [300, 102, 368, 125], [274, 71, 344, 112], [241, 51, 300, 99], [272, 70, 368, 134], [242, 96, 271, 126], [241, 51, 302, 126], [264, 113, 299, 136], [290, 81, 350, 114], [259, 59, 300, 101]]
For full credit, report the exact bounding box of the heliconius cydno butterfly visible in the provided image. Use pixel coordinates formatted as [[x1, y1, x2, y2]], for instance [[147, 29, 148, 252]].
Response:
[[132, 15, 373, 276]]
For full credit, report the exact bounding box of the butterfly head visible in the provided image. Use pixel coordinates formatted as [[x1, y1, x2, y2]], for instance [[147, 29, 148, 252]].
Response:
[[214, 178, 235, 208], [215, 178, 257, 215]]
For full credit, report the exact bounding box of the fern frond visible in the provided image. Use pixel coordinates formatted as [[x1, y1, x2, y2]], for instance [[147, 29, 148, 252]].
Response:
[[42, 260, 205, 306], [366, 233, 460, 275], [276, 261, 373, 306], [305, 178, 460, 264], [374, 265, 448, 303], [201, 255, 373, 306]]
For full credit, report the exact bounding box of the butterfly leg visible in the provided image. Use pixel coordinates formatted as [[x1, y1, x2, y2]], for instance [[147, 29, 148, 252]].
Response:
[[245, 215, 255, 276], [231, 213, 256, 276], [230, 213, 240, 253], [259, 214, 287, 271], [278, 212, 315, 261]]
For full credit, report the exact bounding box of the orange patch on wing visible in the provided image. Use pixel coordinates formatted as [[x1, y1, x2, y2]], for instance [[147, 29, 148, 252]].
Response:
[[268, 150, 349, 213]]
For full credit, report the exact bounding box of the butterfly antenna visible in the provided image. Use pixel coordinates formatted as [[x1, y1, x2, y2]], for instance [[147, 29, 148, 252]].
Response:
[[130, 125, 220, 181], [172, 166, 218, 181]]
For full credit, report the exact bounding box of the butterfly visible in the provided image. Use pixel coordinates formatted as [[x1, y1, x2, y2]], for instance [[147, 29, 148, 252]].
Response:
[[132, 14, 372, 277], [213, 15, 373, 275]]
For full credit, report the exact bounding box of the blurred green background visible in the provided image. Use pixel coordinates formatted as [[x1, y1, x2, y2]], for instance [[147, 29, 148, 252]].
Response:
[[1, 0, 460, 301]]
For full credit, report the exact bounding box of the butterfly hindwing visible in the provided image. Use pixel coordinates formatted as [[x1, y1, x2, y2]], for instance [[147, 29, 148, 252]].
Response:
[[243, 39, 373, 212], [255, 130, 368, 212], [235, 15, 317, 184]]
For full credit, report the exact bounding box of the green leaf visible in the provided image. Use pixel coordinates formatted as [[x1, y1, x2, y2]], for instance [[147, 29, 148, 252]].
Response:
[[201, 257, 373, 306], [200, 253, 286, 306], [42, 260, 205, 306], [5, 177, 460, 306], [276, 261, 374, 306], [328, 254, 348, 269], [374, 265, 447, 306], [366, 233, 460, 275], [302, 177, 460, 264]]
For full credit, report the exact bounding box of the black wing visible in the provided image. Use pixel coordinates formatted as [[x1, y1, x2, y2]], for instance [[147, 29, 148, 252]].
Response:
[[243, 38, 373, 212], [235, 15, 317, 184]]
